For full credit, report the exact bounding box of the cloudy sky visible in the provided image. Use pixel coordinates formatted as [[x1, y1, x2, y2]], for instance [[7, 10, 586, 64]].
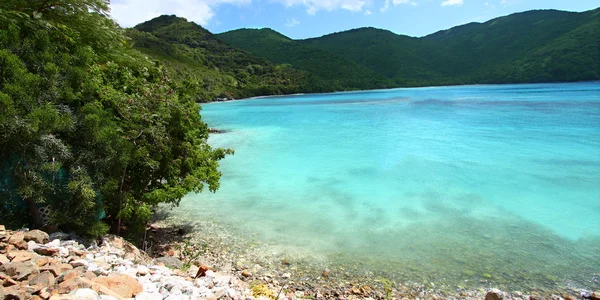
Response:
[[109, 0, 599, 39]]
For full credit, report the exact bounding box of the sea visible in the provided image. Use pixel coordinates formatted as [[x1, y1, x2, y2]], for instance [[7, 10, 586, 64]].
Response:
[[175, 82, 600, 291]]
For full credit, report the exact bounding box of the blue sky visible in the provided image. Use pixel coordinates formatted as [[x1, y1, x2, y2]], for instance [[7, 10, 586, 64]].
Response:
[[110, 0, 599, 39]]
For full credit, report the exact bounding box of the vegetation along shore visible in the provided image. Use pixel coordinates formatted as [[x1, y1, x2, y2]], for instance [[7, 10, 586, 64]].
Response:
[[1, 0, 599, 299]]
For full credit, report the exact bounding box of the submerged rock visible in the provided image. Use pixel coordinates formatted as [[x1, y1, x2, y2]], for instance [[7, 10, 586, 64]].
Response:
[[485, 288, 504, 300]]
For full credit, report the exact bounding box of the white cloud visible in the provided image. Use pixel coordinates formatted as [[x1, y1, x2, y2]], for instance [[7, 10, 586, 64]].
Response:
[[109, 0, 250, 28], [381, 0, 416, 13], [393, 0, 416, 5], [441, 0, 463, 7], [285, 17, 300, 27], [272, 0, 367, 15], [364, 9, 372, 15]]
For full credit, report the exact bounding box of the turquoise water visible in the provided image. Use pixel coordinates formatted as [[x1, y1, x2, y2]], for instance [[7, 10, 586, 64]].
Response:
[[180, 82, 600, 291]]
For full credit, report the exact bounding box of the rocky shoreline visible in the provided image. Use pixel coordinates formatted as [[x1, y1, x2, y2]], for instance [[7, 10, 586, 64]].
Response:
[[1, 224, 598, 299]]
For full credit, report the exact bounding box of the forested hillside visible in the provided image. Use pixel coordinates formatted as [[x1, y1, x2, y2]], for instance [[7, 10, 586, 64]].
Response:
[[217, 28, 393, 91], [127, 15, 308, 100], [219, 8, 600, 87]]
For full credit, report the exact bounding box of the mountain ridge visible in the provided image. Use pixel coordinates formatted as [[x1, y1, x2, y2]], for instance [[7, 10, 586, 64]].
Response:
[[217, 7, 599, 87]]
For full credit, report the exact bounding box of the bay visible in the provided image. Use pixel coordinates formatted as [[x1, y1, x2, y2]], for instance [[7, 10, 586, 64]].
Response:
[[176, 82, 600, 291]]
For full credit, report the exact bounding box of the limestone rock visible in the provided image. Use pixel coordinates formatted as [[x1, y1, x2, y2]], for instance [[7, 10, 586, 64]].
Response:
[[0, 260, 39, 281], [70, 288, 99, 300], [41, 263, 73, 276], [486, 288, 504, 300], [0, 254, 11, 265], [137, 265, 150, 276], [3, 285, 27, 299], [93, 274, 143, 298], [34, 246, 60, 256], [8, 231, 25, 245], [136, 291, 164, 300], [29, 271, 56, 289], [7, 250, 37, 263], [70, 259, 89, 268], [24, 230, 49, 244]]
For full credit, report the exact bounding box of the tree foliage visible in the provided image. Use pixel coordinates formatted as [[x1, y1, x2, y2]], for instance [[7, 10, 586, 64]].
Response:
[[0, 0, 232, 239]]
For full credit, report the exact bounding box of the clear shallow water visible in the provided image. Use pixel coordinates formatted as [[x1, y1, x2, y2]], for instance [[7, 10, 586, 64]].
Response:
[[179, 82, 600, 290]]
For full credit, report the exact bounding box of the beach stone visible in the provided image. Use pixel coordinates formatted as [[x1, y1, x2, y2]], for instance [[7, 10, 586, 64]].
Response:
[[34, 246, 60, 256], [70, 259, 89, 268], [14, 240, 29, 250], [136, 292, 164, 300], [41, 263, 73, 276], [8, 250, 36, 262], [58, 277, 95, 294], [93, 274, 143, 298], [137, 265, 150, 276], [29, 271, 56, 289], [98, 295, 120, 300], [0, 261, 38, 281], [0, 254, 9, 265], [8, 232, 24, 245], [49, 295, 76, 300], [155, 256, 183, 269], [3, 285, 27, 299], [70, 288, 99, 300], [591, 291, 600, 300], [24, 230, 49, 244], [486, 289, 504, 300]]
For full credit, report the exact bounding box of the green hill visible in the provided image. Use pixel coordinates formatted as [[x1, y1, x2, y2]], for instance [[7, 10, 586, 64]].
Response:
[[218, 8, 599, 87], [217, 28, 393, 91], [127, 15, 308, 100]]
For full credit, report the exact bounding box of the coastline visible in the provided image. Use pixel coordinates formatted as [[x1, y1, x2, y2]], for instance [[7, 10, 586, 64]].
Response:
[[202, 81, 600, 104], [149, 208, 593, 300]]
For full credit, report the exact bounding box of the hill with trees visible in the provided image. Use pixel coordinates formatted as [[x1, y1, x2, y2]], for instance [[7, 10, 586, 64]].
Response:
[[127, 15, 309, 100], [218, 8, 600, 87]]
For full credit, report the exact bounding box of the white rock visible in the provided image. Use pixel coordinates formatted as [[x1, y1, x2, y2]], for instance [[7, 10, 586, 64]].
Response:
[[70, 288, 98, 300], [228, 288, 239, 299], [70, 259, 89, 268], [137, 265, 150, 276], [165, 295, 190, 300], [46, 239, 61, 248], [143, 281, 159, 293], [99, 296, 119, 300], [27, 241, 40, 251], [116, 265, 127, 273], [135, 292, 164, 300], [204, 270, 215, 277], [59, 247, 70, 257], [282, 273, 291, 279]]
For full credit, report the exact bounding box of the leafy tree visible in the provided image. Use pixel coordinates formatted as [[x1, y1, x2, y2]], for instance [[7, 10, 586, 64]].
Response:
[[0, 0, 232, 240]]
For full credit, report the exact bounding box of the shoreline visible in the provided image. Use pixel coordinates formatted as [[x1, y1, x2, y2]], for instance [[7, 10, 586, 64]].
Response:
[[148, 208, 593, 300], [202, 81, 600, 104]]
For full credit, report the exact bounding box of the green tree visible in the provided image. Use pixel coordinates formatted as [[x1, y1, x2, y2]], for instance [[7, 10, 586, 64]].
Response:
[[0, 0, 232, 240]]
